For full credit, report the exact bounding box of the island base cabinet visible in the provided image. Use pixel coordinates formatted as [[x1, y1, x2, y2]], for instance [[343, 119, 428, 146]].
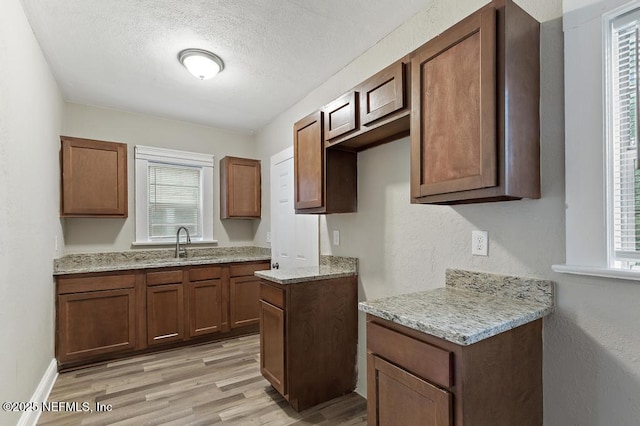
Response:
[[260, 276, 358, 412], [366, 315, 543, 426]]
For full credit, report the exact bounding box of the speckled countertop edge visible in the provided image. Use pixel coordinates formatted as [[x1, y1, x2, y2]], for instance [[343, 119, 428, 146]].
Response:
[[54, 246, 271, 275], [255, 255, 358, 284], [358, 269, 555, 346]]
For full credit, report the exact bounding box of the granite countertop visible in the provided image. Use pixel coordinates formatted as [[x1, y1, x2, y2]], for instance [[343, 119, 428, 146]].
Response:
[[54, 246, 271, 275], [358, 269, 554, 346], [255, 256, 358, 284]]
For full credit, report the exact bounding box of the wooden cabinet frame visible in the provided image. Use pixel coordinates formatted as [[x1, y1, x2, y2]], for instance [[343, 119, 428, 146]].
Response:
[[60, 136, 128, 217]]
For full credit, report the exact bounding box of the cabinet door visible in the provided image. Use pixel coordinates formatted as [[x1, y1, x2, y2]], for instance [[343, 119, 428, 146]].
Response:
[[186, 279, 223, 338], [147, 284, 184, 346], [360, 61, 406, 126], [324, 91, 358, 142], [370, 355, 452, 426], [411, 7, 496, 198], [220, 156, 261, 219], [230, 276, 261, 328], [57, 288, 136, 362], [294, 111, 324, 210], [60, 136, 128, 217], [260, 300, 286, 396]]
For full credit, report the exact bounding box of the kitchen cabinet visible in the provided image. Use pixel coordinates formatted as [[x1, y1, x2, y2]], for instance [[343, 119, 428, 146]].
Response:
[[366, 315, 543, 425], [410, 0, 540, 204], [259, 276, 358, 411], [293, 110, 357, 214], [229, 262, 270, 328], [56, 272, 138, 363], [324, 58, 411, 151], [60, 136, 128, 217], [56, 260, 269, 370], [146, 269, 185, 346], [220, 156, 261, 219]]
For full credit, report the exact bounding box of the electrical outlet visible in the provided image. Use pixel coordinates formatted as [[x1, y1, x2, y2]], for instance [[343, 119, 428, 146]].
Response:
[[266, 232, 271, 243], [333, 230, 340, 246], [471, 230, 488, 256]]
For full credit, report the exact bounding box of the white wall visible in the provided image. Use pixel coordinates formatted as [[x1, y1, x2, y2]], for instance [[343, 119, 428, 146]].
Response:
[[0, 0, 64, 424], [255, 0, 640, 424], [62, 103, 259, 253]]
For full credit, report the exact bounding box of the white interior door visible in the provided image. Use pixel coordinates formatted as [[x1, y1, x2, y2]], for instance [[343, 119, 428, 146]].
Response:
[[270, 147, 319, 270]]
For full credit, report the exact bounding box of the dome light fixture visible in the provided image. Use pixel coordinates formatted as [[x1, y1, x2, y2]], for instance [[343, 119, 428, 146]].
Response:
[[178, 49, 224, 80]]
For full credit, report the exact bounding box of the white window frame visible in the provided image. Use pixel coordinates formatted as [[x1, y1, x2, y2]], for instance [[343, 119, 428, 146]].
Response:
[[554, 0, 640, 282], [133, 145, 215, 245]]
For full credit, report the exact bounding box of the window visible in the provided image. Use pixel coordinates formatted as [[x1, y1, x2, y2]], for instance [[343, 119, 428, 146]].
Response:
[[553, 0, 640, 281], [606, 4, 640, 269], [134, 146, 214, 244]]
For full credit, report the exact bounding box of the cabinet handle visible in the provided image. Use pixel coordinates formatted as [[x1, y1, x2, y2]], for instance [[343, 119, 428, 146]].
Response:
[[272, 262, 279, 269]]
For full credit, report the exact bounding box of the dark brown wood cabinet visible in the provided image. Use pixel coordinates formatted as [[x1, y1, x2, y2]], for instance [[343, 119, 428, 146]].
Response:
[[229, 261, 269, 329], [56, 260, 269, 370], [187, 266, 224, 337], [293, 111, 357, 214], [56, 272, 137, 363], [410, 0, 540, 204], [259, 276, 358, 411], [146, 269, 185, 346], [324, 91, 358, 141], [220, 156, 261, 219], [366, 315, 543, 426], [324, 58, 411, 152], [60, 136, 128, 217]]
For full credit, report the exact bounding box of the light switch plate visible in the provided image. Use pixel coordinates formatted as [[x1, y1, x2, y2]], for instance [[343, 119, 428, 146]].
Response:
[[471, 230, 488, 256], [333, 230, 340, 246]]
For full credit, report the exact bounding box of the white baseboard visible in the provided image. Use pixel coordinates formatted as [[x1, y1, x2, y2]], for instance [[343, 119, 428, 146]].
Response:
[[17, 359, 58, 426]]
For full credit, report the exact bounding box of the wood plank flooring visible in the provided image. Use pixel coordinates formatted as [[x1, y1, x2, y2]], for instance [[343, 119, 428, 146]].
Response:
[[38, 335, 367, 425]]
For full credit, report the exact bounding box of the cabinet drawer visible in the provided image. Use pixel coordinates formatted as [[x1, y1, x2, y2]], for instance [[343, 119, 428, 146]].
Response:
[[260, 282, 285, 309], [57, 273, 135, 294], [360, 61, 406, 125], [230, 262, 270, 277], [146, 270, 184, 286], [367, 321, 453, 388], [188, 266, 221, 282], [324, 91, 358, 141]]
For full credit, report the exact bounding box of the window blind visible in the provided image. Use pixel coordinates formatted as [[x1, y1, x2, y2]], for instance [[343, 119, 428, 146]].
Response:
[[148, 163, 201, 239], [612, 14, 640, 264]]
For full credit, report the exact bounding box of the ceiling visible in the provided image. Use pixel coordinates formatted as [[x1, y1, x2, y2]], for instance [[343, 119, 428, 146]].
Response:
[[21, 0, 432, 132]]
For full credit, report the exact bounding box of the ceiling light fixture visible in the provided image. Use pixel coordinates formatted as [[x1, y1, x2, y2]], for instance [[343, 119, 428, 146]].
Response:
[[178, 49, 224, 80]]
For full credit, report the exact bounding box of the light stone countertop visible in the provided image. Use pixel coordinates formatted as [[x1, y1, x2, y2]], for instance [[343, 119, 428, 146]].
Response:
[[358, 269, 554, 346], [54, 246, 271, 275], [255, 256, 357, 284]]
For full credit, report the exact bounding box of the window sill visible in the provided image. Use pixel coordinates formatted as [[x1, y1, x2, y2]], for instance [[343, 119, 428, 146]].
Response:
[[131, 240, 219, 247], [552, 264, 640, 282]]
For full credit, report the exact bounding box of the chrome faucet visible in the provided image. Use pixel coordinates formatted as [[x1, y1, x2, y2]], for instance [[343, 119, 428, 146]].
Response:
[[175, 226, 191, 258]]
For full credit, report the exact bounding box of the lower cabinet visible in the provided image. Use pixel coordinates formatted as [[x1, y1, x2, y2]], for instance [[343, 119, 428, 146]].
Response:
[[55, 260, 269, 370], [259, 275, 358, 412], [366, 315, 543, 426], [57, 274, 137, 363]]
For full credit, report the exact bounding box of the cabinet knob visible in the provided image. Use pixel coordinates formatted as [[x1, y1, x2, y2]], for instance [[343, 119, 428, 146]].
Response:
[[272, 262, 279, 269]]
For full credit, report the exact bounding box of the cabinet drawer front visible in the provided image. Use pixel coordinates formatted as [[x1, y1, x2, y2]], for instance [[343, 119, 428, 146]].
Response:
[[260, 282, 285, 309], [367, 321, 453, 388], [230, 262, 270, 277], [324, 91, 358, 141], [188, 266, 222, 282], [57, 273, 135, 294], [146, 270, 184, 286], [360, 61, 406, 126]]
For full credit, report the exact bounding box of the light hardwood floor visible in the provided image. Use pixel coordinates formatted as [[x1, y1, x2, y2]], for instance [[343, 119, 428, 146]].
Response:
[[38, 335, 367, 425]]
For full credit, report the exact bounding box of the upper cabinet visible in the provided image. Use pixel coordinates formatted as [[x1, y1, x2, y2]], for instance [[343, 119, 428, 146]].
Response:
[[294, 111, 357, 214], [220, 156, 261, 219], [322, 57, 411, 152], [410, 0, 540, 204], [60, 136, 128, 218]]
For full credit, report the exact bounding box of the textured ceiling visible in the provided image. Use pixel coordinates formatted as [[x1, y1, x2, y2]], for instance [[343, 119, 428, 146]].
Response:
[[21, 0, 432, 132]]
